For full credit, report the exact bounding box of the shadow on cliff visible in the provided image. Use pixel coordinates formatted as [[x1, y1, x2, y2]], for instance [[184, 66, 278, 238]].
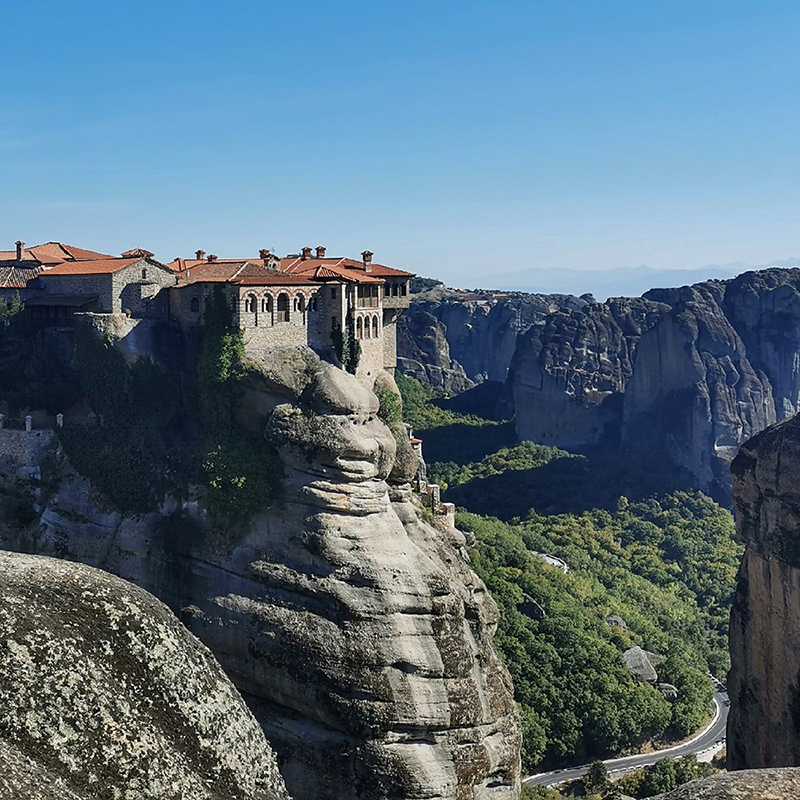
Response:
[[443, 445, 694, 519], [419, 420, 517, 464]]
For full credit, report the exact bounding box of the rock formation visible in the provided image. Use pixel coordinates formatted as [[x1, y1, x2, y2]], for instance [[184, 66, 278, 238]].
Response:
[[0, 346, 521, 800], [728, 414, 800, 770], [652, 768, 800, 799], [0, 550, 289, 800], [397, 287, 586, 392], [506, 269, 800, 500]]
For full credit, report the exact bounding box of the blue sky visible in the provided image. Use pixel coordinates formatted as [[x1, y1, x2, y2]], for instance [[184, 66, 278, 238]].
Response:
[[2, 0, 799, 283]]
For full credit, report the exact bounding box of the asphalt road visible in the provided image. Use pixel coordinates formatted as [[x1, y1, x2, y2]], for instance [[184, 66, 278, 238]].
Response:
[[524, 684, 729, 788]]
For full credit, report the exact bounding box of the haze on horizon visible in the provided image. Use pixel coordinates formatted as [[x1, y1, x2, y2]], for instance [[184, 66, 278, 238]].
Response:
[[2, 0, 799, 288]]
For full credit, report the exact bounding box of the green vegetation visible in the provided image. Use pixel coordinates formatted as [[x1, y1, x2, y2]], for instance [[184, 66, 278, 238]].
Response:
[[58, 325, 182, 513], [196, 288, 281, 519], [0, 295, 81, 414], [615, 754, 717, 798], [409, 275, 444, 293], [398, 371, 741, 772], [396, 372, 516, 462], [374, 385, 402, 425], [331, 312, 361, 374], [31, 288, 281, 520]]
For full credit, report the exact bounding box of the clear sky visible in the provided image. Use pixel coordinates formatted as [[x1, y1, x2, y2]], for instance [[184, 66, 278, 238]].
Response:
[[2, 0, 799, 283]]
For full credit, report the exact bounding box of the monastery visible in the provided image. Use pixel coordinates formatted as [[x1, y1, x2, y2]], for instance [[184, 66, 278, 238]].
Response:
[[0, 241, 413, 386]]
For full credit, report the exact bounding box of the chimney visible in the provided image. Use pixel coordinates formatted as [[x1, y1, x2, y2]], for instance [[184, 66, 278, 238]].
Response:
[[316, 245, 326, 259], [361, 250, 373, 272], [207, 254, 218, 262], [15, 241, 24, 261], [301, 246, 313, 261], [195, 250, 206, 260], [259, 248, 271, 259]]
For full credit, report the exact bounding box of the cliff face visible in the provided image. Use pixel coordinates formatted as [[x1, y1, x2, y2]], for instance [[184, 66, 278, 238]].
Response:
[[728, 414, 800, 770], [507, 269, 800, 500], [0, 347, 520, 800], [397, 288, 586, 392], [0, 551, 289, 800]]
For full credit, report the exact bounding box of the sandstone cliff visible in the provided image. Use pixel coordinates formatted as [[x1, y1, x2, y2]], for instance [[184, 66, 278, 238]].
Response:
[[0, 551, 289, 800], [0, 347, 521, 800], [506, 269, 800, 500], [727, 414, 800, 770], [397, 288, 586, 393]]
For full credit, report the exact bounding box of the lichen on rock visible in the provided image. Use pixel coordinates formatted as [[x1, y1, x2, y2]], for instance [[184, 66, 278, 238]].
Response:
[[0, 551, 289, 800]]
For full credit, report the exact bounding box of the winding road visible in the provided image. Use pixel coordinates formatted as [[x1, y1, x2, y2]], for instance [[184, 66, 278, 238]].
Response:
[[524, 683, 729, 788]]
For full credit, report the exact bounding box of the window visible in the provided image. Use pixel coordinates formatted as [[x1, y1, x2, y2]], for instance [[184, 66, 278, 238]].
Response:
[[356, 285, 379, 308], [400, 282, 407, 296], [245, 295, 256, 313], [190, 297, 200, 313], [294, 294, 305, 313], [141, 268, 148, 280], [392, 284, 399, 297], [277, 293, 290, 322], [261, 296, 272, 313], [356, 316, 363, 339], [330, 287, 337, 300], [311, 297, 318, 312], [372, 316, 379, 338]]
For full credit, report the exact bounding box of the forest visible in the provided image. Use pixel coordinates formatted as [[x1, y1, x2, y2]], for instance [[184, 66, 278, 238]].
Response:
[[396, 373, 741, 772]]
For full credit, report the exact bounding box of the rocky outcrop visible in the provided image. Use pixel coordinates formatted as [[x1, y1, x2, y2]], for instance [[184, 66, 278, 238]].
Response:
[[397, 287, 586, 392], [0, 550, 289, 800], [727, 414, 800, 770], [510, 297, 666, 448], [0, 346, 521, 800], [507, 269, 800, 500], [653, 768, 800, 799]]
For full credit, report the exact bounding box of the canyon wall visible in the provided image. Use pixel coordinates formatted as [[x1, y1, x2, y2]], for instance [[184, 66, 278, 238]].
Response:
[[506, 269, 800, 500], [397, 288, 586, 392], [0, 346, 520, 800], [727, 414, 800, 770]]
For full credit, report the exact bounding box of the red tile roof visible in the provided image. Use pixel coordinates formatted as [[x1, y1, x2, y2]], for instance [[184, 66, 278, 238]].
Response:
[[282, 256, 413, 279], [0, 242, 114, 266], [44, 257, 142, 276], [176, 260, 319, 287], [0, 265, 44, 288]]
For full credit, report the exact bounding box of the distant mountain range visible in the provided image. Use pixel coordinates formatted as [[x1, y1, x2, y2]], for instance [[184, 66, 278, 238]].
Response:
[[471, 258, 800, 301]]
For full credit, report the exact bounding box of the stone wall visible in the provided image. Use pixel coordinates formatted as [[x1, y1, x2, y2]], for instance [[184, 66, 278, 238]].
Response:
[[0, 429, 54, 469]]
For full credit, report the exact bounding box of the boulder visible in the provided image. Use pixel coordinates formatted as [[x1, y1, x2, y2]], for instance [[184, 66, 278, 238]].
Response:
[[0, 551, 289, 800]]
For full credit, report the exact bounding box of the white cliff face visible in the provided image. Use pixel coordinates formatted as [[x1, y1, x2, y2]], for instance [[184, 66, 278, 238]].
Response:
[[1, 348, 521, 800]]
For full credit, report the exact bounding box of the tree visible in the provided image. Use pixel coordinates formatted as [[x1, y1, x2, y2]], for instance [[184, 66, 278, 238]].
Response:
[[584, 760, 610, 794]]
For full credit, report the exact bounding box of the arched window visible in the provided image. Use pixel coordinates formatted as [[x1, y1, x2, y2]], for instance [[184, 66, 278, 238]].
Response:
[[261, 295, 272, 313], [277, 293, 290, 322], [190, 297, 200, 313], [356, 316, 363, 339], [372, 316, 379, 338], [141, 268, 148, 280], [364, 317, 371, 338], [297, 294, 305, 313], [244, 294, 256, 313]]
